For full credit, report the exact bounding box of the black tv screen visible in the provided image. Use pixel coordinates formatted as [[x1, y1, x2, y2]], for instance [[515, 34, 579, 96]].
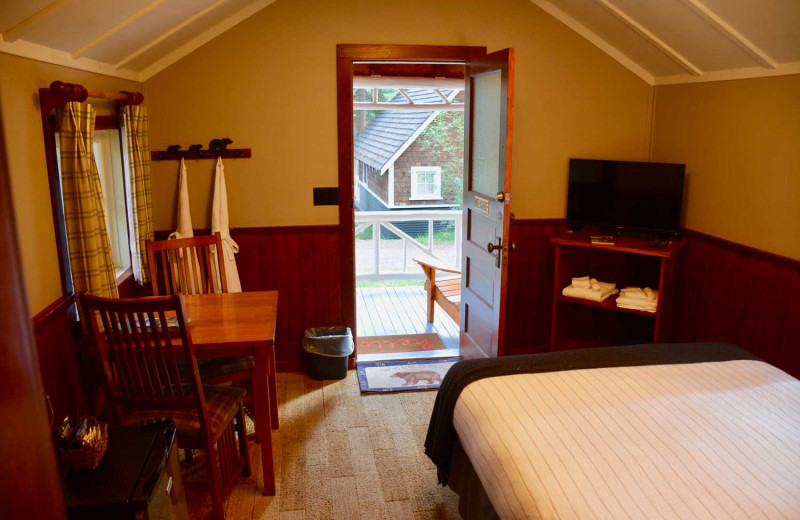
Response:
[[566, 159, 685, 235]]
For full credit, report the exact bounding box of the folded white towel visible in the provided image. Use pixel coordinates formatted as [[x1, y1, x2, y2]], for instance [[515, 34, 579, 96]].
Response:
[[616, 296, 658, 312], [617, 302, 657, 313], [644, 287, 656, 301], [563, 285, 619, 302], [572, 276, 591, 289], [620, 287, 648, 300], [590, 278, 617, 292]]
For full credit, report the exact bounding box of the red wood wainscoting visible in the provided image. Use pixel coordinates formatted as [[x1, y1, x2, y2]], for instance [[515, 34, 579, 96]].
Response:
[[675, 230, 800, 378], [503, 218, 568, 355], [32, 295, 92, 422]]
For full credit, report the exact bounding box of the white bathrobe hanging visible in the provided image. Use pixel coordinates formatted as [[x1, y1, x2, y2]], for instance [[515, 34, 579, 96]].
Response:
[[211, 157, 242, 292], [168, 158, 200, 292], [169, 158, 193, 240]]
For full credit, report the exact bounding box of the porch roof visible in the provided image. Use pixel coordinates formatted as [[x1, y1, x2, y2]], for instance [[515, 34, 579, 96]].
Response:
[[354, 89, 453, 172]]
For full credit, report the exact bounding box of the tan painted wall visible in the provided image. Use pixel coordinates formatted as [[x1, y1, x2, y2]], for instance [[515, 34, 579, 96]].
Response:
[[652, 75, 800, 260], [144, 0, 653, 231], [0, 53, 140, 314]]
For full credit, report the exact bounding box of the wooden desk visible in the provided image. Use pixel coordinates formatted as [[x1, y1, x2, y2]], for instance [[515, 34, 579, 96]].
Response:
[[183, 291, 278, 496]]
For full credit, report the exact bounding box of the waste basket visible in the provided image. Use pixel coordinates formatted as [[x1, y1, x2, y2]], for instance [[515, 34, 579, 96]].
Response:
[[303, 327, 354, 380]]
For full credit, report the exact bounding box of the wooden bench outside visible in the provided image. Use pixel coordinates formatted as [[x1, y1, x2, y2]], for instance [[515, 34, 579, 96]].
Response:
[[414, 257, 461, 324]]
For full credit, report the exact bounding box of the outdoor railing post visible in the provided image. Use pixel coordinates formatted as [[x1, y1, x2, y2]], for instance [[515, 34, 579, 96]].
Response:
[[372, 223, 380, 277]]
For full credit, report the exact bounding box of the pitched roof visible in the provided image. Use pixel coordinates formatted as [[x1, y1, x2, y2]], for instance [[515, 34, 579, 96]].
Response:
[[354, 89, 453, 172]]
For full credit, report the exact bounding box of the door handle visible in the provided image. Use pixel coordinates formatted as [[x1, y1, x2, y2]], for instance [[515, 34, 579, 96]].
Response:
[[487, 241, 515, 253], [496, 192, 505, 202]]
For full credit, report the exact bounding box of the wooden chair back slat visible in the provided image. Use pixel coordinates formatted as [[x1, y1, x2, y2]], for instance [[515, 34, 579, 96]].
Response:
[[146, 233, 228, 296], [80, 294, 208, 424]]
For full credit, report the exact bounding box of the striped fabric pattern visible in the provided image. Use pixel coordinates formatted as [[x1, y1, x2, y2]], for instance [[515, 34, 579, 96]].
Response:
[[122, 105, 154, 284], [128, 384, 245, 438], [57, 102, 118, 298], [453, 360, 800, 520]]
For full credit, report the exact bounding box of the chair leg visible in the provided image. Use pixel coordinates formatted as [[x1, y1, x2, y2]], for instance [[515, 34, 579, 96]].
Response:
[[236, 404, 251, 477], [204, 435, 226, 520]]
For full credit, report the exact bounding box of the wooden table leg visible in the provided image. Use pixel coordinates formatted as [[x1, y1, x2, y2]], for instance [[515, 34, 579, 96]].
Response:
[[254, 347, 275, 496], [269, 343, 279, 429]]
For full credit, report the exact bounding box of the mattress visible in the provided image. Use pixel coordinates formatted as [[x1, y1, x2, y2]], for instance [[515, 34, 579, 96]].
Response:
[[453, 359, 800, 520]]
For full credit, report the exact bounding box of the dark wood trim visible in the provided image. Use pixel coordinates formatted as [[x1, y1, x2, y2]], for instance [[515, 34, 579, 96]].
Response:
[[337, 54, 357, 339], [354, 63, 465, 78], [40, 88, 71, 295], [682, 228, 800, 271], [33, 294, 75, 334], [154, 225, 342, 240], [337, 44, 486, 61]]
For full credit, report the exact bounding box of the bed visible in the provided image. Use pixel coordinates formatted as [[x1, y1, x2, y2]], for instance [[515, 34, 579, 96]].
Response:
[[425, 343, 800, 520]]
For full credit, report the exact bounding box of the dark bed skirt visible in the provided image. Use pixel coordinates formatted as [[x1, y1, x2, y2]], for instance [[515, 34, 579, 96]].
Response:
[[449, 439, 500, 520]]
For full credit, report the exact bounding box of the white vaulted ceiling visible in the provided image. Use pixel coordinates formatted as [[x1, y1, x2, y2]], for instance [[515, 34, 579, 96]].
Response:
[[532, 0, 800, 84], [0, 0, 277, 81], [0, 0, 798, 85]]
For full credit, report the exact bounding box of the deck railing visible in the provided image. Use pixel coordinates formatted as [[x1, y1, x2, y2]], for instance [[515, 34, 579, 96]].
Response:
[[355, 210, 462, 280]]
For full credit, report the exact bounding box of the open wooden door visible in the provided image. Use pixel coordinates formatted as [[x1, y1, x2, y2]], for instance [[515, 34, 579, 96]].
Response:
[[459, 48, 515, 359]]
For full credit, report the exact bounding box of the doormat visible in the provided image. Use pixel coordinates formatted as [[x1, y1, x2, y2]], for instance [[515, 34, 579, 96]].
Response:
[[357, 357, 460, 393], [356, 333, 446, 355]]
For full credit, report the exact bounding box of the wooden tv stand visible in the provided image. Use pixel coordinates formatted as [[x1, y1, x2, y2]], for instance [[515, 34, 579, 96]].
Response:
[[549, 231, 684, 351]]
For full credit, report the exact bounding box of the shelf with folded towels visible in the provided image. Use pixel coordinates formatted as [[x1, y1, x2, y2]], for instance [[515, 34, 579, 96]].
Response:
[[549, 232, 684, 351]]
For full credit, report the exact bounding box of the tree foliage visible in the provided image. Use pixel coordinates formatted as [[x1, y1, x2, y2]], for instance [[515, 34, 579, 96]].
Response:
[[416, 111, 464, 207]]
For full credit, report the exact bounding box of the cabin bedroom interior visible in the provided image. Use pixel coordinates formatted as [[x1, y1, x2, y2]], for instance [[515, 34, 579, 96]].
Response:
[[1, 0, 799, 519]]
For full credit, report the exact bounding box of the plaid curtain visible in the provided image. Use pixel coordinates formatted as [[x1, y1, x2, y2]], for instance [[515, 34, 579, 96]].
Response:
[[122, 105, 154, 284], [57, 102, 119, 298]]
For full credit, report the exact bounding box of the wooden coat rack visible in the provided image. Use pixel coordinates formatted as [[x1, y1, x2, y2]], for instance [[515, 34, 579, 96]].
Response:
[[150, 149, 252, 161]]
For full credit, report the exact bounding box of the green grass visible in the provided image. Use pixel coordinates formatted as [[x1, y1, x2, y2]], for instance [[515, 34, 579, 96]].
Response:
[[356, 279, 424, 288]]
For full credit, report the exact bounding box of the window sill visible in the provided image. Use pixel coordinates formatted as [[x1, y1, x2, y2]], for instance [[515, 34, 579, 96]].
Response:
[[409, 196, 443, 201], [115, 267, 133, 287]]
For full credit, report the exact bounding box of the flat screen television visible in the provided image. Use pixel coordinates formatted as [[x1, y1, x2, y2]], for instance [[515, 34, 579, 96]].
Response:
[[566, 158, 685, 236]]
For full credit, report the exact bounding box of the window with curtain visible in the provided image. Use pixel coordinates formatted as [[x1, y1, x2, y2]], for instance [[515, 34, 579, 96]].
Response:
[[56, 128, 133, 278]]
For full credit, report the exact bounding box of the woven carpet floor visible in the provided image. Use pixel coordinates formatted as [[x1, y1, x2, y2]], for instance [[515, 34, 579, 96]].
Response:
[[186, 370, 461, 520]]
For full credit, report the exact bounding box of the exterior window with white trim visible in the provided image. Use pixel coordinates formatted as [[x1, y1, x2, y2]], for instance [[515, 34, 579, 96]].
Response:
[[410, 166, 442, 200]]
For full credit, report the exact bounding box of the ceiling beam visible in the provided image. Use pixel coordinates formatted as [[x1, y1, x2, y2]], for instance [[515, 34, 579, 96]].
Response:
[[592, 0, 703, 76], [115, 0, 229, 69], [530, 0, 655, 85], [677, 0, 777, 69], [2, 0, 70, 42], [71, 0, 166, 59]]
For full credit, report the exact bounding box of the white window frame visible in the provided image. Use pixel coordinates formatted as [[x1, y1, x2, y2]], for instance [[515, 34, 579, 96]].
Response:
[[409, 166, 442, 201]]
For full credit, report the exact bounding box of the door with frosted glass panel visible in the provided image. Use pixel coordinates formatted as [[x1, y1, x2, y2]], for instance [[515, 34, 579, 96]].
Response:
[[459, 48, 515, 359]]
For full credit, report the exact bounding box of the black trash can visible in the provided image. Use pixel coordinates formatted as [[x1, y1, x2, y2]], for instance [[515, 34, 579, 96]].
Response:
[[303, 327, 354, 380]]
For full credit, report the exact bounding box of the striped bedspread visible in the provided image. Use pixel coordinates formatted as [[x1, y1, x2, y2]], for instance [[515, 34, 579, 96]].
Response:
[[453, 359, 800, 520]]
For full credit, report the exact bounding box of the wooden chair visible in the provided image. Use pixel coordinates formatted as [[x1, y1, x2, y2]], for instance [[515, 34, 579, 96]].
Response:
[[80, 294, 250, 520], [146, 234, 256, 426], [414, 257, 461, 324], [146, 232, 228, 296]]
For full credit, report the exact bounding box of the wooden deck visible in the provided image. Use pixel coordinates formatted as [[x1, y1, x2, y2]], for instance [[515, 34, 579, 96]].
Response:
[[356, 286, 460, 360]]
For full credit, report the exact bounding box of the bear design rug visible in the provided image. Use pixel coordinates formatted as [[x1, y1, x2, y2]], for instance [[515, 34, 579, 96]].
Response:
[[356, 357, 460, 393]]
